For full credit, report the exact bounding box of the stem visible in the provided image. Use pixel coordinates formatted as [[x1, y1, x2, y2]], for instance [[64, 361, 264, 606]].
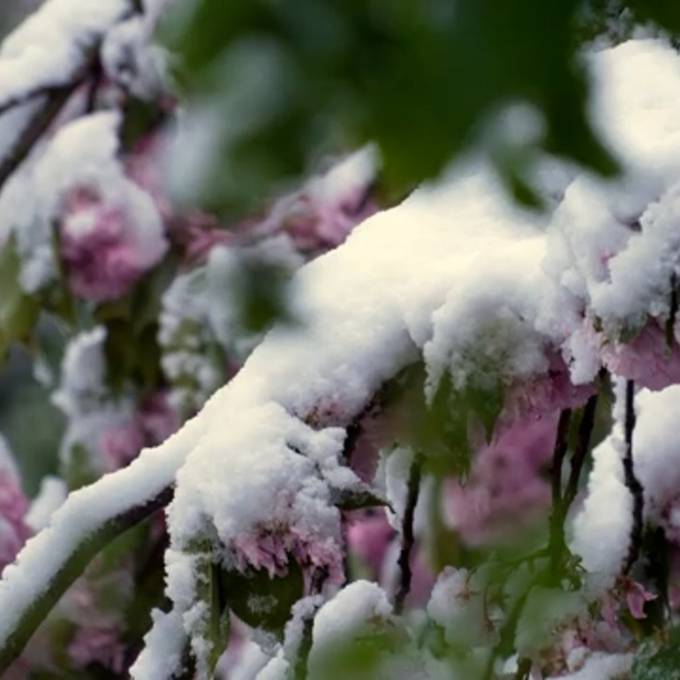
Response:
[[563, 393, 599, 509], [394, 456, 422, 614], [0, 485, 173, 672], [548, 409, 572, 573], [622, 380, 644, 574]]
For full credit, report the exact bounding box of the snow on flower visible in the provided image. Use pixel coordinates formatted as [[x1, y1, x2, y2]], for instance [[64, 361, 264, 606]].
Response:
[[0, 111, 167, 297]]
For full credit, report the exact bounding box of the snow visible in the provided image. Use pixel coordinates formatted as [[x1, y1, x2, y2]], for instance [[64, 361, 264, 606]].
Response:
[[548, 652, 633, 680], [0, 409, 206, 645], [0, 110, 166, 293], [0, 0, 129, 110], [129, 608, 187, 680], [309, 580, 392, 655], [573, 384, 680, 583], [51, 326, 108, 417], [25, 477, 67, 532], [4, 37, 680, 671]]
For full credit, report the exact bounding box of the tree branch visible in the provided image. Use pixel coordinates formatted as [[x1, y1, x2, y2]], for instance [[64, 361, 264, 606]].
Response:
[[563, 393, 599, 509], [0, 485, 173, 672], [394, 456, 422, 613], [548, 408, 572, 572], [622, 379, 644, 574]]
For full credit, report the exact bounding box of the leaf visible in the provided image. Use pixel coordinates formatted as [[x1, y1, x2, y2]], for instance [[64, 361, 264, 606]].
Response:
[[0, 238, 38, 362], [160, 0, 620, 217], [379, 363, 504, 478], [220, 561, 305, 635], [330, 482, 390, 511]]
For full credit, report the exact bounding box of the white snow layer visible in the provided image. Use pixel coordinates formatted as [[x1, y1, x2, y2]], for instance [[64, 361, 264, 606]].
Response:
[[0, 0, 129, 110], [573, 384, 680, 582], [1, 38, 680, 669]]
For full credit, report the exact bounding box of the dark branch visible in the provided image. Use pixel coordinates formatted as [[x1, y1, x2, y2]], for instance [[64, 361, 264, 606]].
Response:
[[563, 393, 599, 508], [0, 84, 79, 191], [0, 484, 174, 672], [622, 379, 644, 574], [394, 456, 422, 614], [548, 408, 572, 572]]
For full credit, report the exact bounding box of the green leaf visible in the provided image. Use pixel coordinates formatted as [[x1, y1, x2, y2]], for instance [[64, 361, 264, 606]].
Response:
[[220, 561, 304, 635], [160, 0, 620, 217], [330, 482, 390, 511], [0, 238, 38, 362]]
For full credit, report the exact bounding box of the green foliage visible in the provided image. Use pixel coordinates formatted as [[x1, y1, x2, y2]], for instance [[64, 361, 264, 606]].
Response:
[[0, 238, 38, 363], [384, 365, 503, 478], [220, 561, 305, 635], [159, 0, 630, 216]]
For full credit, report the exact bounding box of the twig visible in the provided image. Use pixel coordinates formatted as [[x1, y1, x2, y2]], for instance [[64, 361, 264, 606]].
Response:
[[394, 456, 422, 613], [548, 409, 572, 572], [563, 393, 599, 508], [622, 380, 644, 574], [0, 484, 174, 672], [0, 84, 78, 191]]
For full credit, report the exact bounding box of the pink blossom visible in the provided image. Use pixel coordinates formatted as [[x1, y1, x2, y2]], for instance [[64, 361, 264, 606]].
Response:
[[99, 420, 145, 471], [347, 510, 395, 576], [232, 526, 344, 588], [601, 322, 680, 390], [0, 469, 30, 570], [621, 578, 657, 620], [67, 626, 126, 673], [502, 355, 594, 425], [59, 186, 166, 302], [444, 417, 557, 547], [139, 391, 180, 445]]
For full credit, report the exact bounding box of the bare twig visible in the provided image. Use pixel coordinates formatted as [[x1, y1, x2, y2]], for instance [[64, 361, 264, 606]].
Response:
[[394, 456, 422, 613], [622, 379, 644, 574]]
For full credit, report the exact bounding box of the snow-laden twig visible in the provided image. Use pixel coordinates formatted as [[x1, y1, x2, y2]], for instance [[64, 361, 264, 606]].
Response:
[[622, 380, 644, 574], [0, 0, 136, 189], [0, 411, 205, 671]]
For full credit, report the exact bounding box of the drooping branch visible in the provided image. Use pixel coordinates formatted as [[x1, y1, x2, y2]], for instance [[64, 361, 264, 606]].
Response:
[[622, 379, 644, 574], [0, 412, 205, 672], [0, 84, 80, 190], [394, 456, 422, 614]]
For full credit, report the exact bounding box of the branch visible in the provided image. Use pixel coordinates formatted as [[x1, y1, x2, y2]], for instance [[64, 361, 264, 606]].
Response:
[[622, 379, 644, 574], [0, 412, 204, 672], [548, 408, 572, 573], [0, 85, 79, 191], [563, 393, 599, 509], [394, 456, 422, 613]]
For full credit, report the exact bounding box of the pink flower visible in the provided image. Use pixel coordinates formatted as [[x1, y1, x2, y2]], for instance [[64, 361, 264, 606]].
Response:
[[0, 469, 30, 570], [502, 355, 594, 425], [59, 186, 166, 302], [139, 391, 180, 445], [444, 417, 557, 547], [232, 526, 344, 588], [602, 322, 680, 390], [67, 626, 126, 673], [99, 420, 145, 471], [621, 578, 657, 620], [347, 510, 395, 576]]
